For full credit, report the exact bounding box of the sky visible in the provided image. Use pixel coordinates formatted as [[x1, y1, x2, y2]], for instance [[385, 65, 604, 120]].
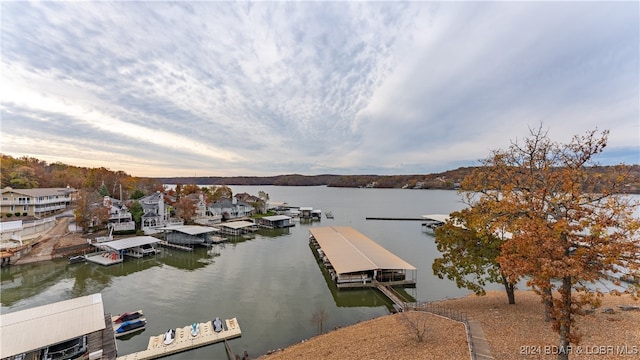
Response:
[[1, 1, 638, 177]]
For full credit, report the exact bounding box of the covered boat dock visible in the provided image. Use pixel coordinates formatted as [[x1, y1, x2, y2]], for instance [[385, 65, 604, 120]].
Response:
[[0, 293, 116, 360], [257, 215, 295, 229], [309, 226, 417, 289], [216, 221, 258, 235], [158, 225, 220, 246], [87, 236, 161, 265]]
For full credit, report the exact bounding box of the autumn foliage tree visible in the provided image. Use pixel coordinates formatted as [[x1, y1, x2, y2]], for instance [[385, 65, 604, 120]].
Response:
[[463, 126, 639, 360], [174, 196, 196, 224], [210, 185, 233, 202], [74, 189, 110, 232], [433, 203, 517, 304]]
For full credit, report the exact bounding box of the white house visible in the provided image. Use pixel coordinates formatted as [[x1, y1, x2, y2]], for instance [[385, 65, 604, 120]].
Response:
[[103, 196, 135, 232], [208, 198, 254, 220], [139, 192, 170, 234]]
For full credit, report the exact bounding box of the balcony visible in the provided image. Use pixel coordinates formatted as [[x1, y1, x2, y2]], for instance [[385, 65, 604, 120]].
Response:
[[3, 197, 70, 205]]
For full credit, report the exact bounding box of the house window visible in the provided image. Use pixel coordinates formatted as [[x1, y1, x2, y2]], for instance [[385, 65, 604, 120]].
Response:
[[10, 205, 14, 211], [23, 205, 29, 211]]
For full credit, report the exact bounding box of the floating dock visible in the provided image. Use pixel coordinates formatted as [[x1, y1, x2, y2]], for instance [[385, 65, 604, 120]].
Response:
[[85, 251, 124, 266], [116, 318, 241, 360]]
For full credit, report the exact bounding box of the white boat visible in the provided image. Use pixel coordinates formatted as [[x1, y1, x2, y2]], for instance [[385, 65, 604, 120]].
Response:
[[163, 329, 175, 345], [190, 322, 199, 337]]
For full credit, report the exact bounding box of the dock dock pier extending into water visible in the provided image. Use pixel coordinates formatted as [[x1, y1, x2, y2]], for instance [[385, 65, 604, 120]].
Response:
[[309, 226, 417, 312], [116, 318, 241, 360]]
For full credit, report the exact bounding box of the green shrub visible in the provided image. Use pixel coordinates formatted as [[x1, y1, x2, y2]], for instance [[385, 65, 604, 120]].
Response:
[[22, 212, 27, 216], [14, 212, 21, 217], [6, 213, 12, 218]]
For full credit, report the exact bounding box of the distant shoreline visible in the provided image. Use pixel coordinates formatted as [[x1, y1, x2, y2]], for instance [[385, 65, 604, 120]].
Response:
[[155, 165, 640, 193]]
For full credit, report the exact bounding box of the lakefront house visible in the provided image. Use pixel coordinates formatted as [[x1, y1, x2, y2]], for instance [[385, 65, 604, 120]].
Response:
[[208, 198, 254, 220], [102, 196, 135, 232], [1, 187, 76, 218], [139, 191, 183, 234]]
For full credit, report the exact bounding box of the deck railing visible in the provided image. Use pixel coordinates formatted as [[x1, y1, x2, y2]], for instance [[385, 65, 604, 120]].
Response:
[[405, 302, 477, 360]]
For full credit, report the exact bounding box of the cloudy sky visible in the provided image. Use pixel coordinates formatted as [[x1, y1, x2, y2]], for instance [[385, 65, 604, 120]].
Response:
[[1, 1, 638, 177]]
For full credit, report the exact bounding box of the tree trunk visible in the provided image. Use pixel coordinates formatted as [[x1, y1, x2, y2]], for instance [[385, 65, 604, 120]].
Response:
[[501, 275, 516, 304], [543, 285, 553, 322], [557, 277, 572, 360]]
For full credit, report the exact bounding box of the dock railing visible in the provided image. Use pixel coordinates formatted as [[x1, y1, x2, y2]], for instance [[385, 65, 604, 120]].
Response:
[[405, 301, 479, 360]]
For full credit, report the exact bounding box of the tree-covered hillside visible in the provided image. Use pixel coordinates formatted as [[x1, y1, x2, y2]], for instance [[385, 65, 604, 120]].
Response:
[[2, 154, 639, 193]]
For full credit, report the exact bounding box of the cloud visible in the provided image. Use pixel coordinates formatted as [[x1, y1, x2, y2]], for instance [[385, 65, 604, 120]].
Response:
[[1, 1, 637, 177]]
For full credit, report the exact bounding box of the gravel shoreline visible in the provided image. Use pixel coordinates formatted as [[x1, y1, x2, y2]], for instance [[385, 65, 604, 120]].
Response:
[[260, 290, 640, 360]]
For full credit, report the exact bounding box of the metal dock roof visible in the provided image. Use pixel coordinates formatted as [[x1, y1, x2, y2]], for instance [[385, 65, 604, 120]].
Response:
[[261, 215, 292, 221], [157, 225, 220, 235], [219, 221, 256, 229], [0, 293, 106, 358], [309, 226, 416, 275], [97, 236, 161, 251]]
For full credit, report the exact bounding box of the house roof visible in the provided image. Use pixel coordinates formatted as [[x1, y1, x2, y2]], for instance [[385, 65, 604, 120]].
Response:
[[209, 199, 252, 208], [309, 226, 416, 275], [97, 236, 160, 251], [142, 210, 160, 218], [1, 187, 74, 197], [0, 293, 105, 358], [139, 192, 163, 204]]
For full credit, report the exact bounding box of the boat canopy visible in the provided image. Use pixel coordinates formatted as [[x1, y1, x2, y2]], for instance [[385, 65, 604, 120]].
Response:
[[157, 225, 219, 235], [98, 236, 161, 251], [261, 215, 292, 222], [219, 221, 255, 230], [0, 294, 105, 359], [309, 226, 416, 275]]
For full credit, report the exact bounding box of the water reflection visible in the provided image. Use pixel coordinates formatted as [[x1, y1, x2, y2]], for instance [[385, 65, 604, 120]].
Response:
[[256, 227, 292, 238], [0, 247, 224, 308], [156, 247, 217, 271], [1, 260, 71, 307]]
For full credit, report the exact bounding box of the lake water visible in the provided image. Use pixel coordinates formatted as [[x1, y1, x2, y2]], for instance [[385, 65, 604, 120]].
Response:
[[1, 187, 495, 358]]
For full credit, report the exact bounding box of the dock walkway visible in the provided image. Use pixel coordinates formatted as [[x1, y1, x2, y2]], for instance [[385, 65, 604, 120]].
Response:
[[373, 282, 407, 312], [116, 318, 241, 360], [85, 252, 123, 266], [468, 320, 493, 359], [407, 303, 493, 360], [87, 314, 117, 360], [157, 241, 193, 252]]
